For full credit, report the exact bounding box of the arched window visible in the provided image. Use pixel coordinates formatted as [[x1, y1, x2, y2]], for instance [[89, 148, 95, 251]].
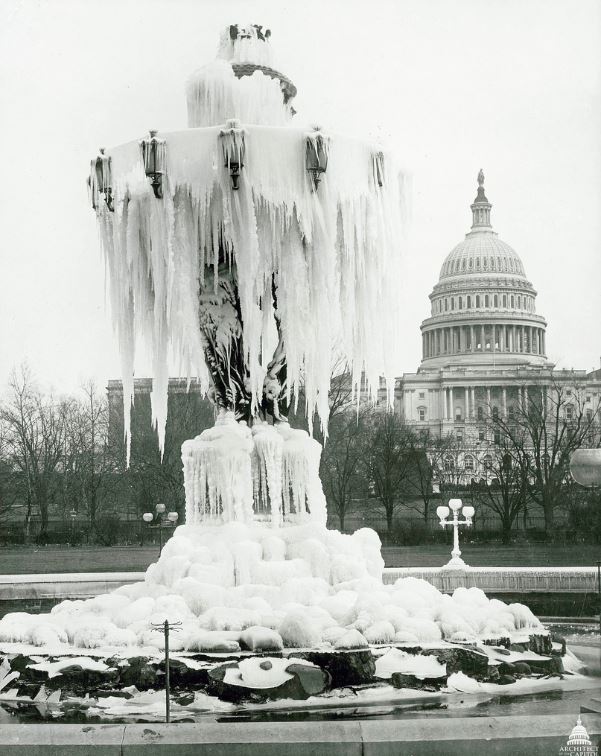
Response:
[[483, 455, 493, 470], [566, 404, 574, 421], [462, 259, 466, 270], [469, 258, 473, 269], [467, 295, 471, 308], [451, 298, 455, 310], [477, 406, 484, 421], [483, 257, 488, 269], [493, 294, 498, 307], [464, 455, 474, 472], [476, 258, 481, 269], [492, 406, 499, 419], [511, 295, 515, 308], [458, 296, 462, 309], [491, 257, 495, 270], [445, 298, 448, 311], [503, 294, 507, 307], [485, 294, 489, 307], [476, 295, 480, 307], [444, 456, 455, 471], [517, 295, 521, 308]]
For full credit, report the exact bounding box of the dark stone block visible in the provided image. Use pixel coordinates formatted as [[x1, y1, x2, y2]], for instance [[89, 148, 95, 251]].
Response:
[[205, 659, 330, 703], [482, 637, 510, 649], [528, 633, 552, 656], [512, 661, 532, 676], [498, 661, 517, 676], [498, 674, 516, 685], [118, 656, 158, 690], [390, 672, 446, 691], [486, 665, 500, 682], [527, 655, 563, 675], [293, 650, 376, 686], [158, 658, 210, 690], [421, 647, 489, 678], [551, 634, 567, 656]]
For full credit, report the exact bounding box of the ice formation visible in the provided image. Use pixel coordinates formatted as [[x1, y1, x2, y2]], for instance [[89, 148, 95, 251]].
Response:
[[91, 23, 406, 455], [182, 414, 327, 527], [0, 524, 544, 653]]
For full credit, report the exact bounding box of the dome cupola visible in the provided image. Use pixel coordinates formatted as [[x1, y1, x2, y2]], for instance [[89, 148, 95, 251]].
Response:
[[419, 171, 550, 369]]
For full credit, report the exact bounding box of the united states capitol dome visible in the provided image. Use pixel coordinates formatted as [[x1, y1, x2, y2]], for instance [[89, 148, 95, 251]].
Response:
[[420, 171, 550, 369]]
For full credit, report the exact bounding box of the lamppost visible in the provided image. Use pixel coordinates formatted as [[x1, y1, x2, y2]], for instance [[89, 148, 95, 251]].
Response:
[[69, 507, 77, 543], [142, 503, 179, 556], [437, 498, 475, 569], [569, 449, 601, 637]]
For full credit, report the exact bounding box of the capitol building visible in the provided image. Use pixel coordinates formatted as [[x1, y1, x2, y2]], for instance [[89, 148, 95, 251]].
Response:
[[398, 171, 601, 476]]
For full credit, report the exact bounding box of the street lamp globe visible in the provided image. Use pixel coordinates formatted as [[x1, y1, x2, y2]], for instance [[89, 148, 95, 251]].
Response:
[[155, 503, 166, 514], [167, 511, 179, 523], [570, 449, 601, 488], [448, 498, 462, 512], [142, 512, 153, 523], [436, 505, 450, 522]]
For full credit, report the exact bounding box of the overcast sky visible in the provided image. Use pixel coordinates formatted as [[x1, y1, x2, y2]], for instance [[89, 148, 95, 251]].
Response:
[[0, 0, 599, 396]]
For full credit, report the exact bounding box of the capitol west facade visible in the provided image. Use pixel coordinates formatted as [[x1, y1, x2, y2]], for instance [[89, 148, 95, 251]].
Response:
[[398, 171, 601, 479]]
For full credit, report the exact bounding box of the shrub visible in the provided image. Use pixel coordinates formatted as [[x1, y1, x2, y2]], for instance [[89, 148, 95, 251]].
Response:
[[94, 513, 121, 546]]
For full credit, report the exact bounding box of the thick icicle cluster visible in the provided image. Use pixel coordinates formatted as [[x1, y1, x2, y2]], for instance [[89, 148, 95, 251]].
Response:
[[0, 522, 544, 653], [94, 23, 407, 454], [182, 413, 326, 527], [98, 127, 406, 451]]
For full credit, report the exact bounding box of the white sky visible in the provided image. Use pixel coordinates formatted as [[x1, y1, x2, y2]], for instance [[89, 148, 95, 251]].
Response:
[[0, 0, 600, 395]]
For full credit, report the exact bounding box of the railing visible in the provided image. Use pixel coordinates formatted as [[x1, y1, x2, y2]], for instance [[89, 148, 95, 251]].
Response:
[[383, 566, 598, 593]]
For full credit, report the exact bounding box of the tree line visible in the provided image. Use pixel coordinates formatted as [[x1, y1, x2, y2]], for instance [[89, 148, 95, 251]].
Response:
[[1, 365, 600, 545]]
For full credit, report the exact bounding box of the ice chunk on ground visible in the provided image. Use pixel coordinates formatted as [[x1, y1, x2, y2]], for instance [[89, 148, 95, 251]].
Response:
[[279, 612, 322, 648], [334, 629, 368, 650], [239, 626, 284, 652]]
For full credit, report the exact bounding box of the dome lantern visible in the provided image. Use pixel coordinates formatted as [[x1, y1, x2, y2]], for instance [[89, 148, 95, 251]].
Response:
[[470, 169, 492, 229]]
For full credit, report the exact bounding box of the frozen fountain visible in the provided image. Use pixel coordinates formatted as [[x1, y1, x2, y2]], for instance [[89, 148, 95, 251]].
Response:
[[0, 25, 575, 717]]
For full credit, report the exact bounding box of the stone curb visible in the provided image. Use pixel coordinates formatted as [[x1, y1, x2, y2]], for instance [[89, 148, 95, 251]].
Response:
[[0, 714, 599, 755]]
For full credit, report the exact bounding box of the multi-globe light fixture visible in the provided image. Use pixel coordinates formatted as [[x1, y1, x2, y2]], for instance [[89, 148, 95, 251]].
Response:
[[436, 498, 475, 569]]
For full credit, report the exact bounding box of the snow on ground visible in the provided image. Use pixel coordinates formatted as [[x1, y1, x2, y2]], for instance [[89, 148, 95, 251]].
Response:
[[0, 524, 545, 654]]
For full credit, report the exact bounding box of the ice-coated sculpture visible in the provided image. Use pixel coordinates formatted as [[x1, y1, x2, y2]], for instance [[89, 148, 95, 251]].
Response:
[[90, 23, 406, 528]]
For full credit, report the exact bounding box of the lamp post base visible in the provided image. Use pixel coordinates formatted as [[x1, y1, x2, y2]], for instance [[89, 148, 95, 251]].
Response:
[[442, 555, 469, 570]]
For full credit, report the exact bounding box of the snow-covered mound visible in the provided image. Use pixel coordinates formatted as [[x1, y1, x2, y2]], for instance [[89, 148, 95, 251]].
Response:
[[0, 523, 543, 653]]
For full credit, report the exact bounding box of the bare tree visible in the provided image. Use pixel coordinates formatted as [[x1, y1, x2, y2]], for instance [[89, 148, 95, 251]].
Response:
[[0, 365, 66, 537], [491, 379, 601, 534], [469, 446, 527, 543], [363, 410, 414, 534], [320, 406, 370, 530], [61, 381, 112, 528]]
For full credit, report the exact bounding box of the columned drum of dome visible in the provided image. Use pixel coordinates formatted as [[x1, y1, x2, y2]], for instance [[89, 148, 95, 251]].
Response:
[[420, 171, 550, 369]]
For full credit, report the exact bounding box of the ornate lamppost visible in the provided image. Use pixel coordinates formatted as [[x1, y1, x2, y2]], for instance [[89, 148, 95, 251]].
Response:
[[142, 503, 179, 556], [437, 498, 475, 569], [69, 507, 77, 543]]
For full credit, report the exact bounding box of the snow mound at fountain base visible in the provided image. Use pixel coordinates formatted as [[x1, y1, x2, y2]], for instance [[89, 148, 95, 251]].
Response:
[[0, 523, 546, 653]]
